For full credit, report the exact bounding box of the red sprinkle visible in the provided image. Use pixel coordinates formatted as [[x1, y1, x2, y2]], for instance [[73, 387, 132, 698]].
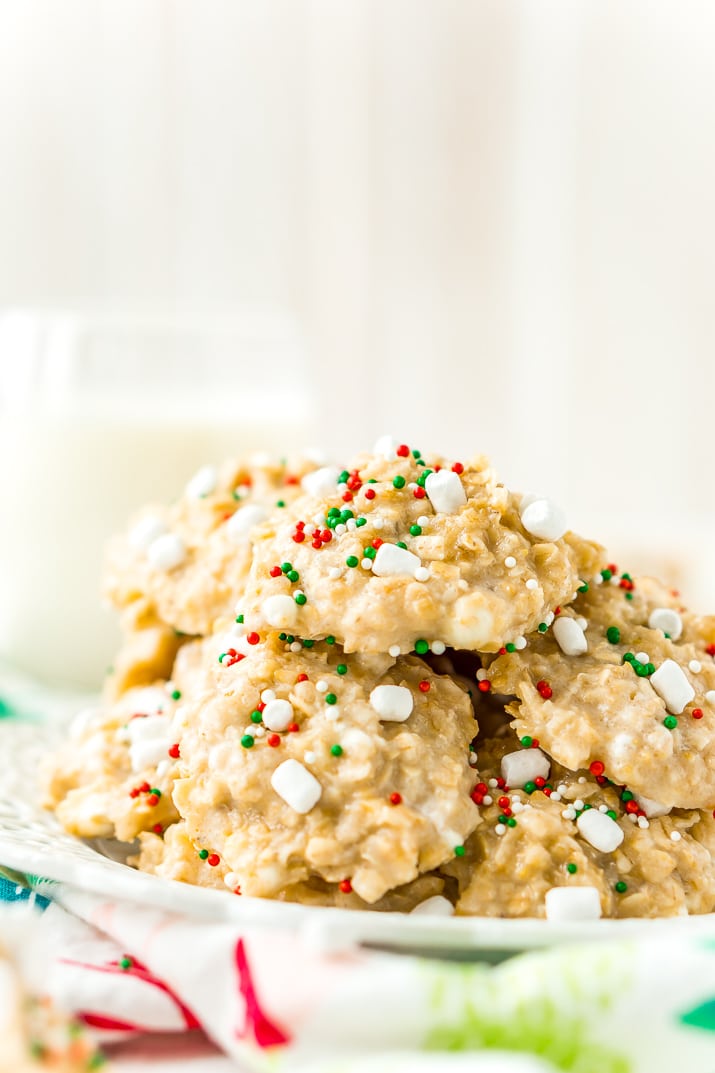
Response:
[[498, 647, 507, 656], [475, 783, 488, 794], [296, 520, 305, 529], [452, 462, 464, 474], [693, 708, 704, 720], [371, 538, 384, 549], [389, 792, 402, 805], [207, 854, 220, 867], [129, 788, 140, 799], [530, 738, 540, 749], [707, 644, 715, 657], [477, 680, 491, 693], [246, 632, 260, 645], [296, 673, 309, 683], [147, 794, 159, 807], [312, 539, 322, 549], [257, 702, 266, 713], [471, 792, 484, 806], [270, 566, 282, 578], [139, 782, 151, 794], [168, 743, 180, 759], [534, 776, 546, 789], [339, 879, 353, 894], [284, 475, 299, 486], [589, 760, 605, 777], [536, 680, 553, 700], [498, 796, 510, 809], [554, 606, 561, 616], [342, 491, 353, 502], [287, 722, 300, 733], [625, 800, 640, 814], [321, 530, 332, 543], [364, 488, 376, 500], [292, 531, 306, 543], [496, 777, 506, 789], [267, 734, 281, 747], [414, 487, 426, 499], [397, 444, 410, 457], [418, 680, 431, 693], [152, 824, 163, 835]]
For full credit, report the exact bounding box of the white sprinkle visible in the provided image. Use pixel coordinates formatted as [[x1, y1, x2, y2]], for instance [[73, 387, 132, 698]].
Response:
[[525, 578, 539, 591], [610, 574, 620, 586], [325, 707, 339, 722], [262, 594, 299, 629], [648, 607, 683, 640], [636, 652, 650, 665], [304, 751, 317, 765], [254, 726, 265, 737], [670, 830, 682, 842], [504, 556, 517, 569], [511, 801, 524, 815], [290, 642, 302, 654], [635, 794, 671, 819], [557, 785, 568, 795], [261, 689, 276, 703], [562, 808, 576, 820], [313, 514, 326, 527], [551, 792, 562, 802], [577, 809, 624, 853], [488, 778, 499, 788], [410, 895, 455, 917], [482, 795, 493, 806], [262, 699, 294, 732], [628, 812, 638, 823], [598, 804, 608, 813], [415, 567, 430, 582], [501, 748, 550, 789], [373, 518, 385, 530], [231, 621, 247, 638], [431, 640, 446, 655], [650, 659, 695, 714], [347, 519, 357, 532], [407, 482, 418, 490], [372, 543, 421, 578], [545, 611, 555, 626], [328, 567, 343, 580], [515, 636, 527, 650], [129, 514, 168, 551], [573, 799, 585, 811], [301, 466, 341, 499], [226, 503, 269, 543], [316, 680, 328, 693], [389, 645, 401, 658], [185, 464, 218, 499], [553, 617, 588, 657], [417, 516, 429, 526], [593, 573, 603, 585], [370, 684, 414, 722], [271, 760, 322, 814], [637, 815, 650, 829], [224, 872, 241, 890], [476, 669, 488, 681], [690, 660, 702, 673], [361, 558, 373, 570], [576, 617, 589, 631], [495, 824, 506, 836], [425, 470, 467, 514], [147, 533, 186, 571], [707, 690, 715, 706], [545, 887, 601, 921], [335, 523, 347, 535], [242, 726, 256, 738], [520, 498, 567, 541], [578, 776, 587, 784]]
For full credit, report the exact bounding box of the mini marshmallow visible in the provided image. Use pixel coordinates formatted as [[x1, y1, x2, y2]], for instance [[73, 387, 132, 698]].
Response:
[[410, 896, 455, 917], [262, 699, 294, 732], [271, 759, 322, 814], [520, 498, 568, 542], [129, 514, 168, 551], [147, 533, 186, 571], [262, 594, 299, 629], [370, 684, 414, 722], [707, 690, 715, 706], [373, 434, 399, 460], [372, 543, 421, 578], [301, 466, 341, 498], [634, 793, 672, 819], [226, 504, 269, 543], [576, 809, 624, 853], [501, 748, 551, 789], [552, 617, 588, 656], [545, 886, 602, 922], [425, 470, 467, 514], [185, 464, 218, 499], [650, 659, 694, 714], [127, 715, 172, 773], [648, 607, 683, 641]]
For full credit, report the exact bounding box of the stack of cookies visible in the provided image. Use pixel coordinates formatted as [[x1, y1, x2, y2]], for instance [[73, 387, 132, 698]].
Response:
[[45, 440, 715, 919]]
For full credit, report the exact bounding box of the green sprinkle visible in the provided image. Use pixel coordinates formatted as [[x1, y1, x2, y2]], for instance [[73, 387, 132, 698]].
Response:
[[625, 592, 634, 600], [635, 663, 650, 677], [336, 664, 348, 675], [341, 509, 355, 521], [623, 652, 635, 663], [606, 626, 621, 644], [150, 788, 162, 798], [621, 572, 632, 581], [414, 639, 429, 655], [621, 790, 634, 802], [285, 635, 295, 644], [396, 541, 407, 549], [393, 475, 406, 489], [664, 715, 678, 729], [506, 817, 517, 827], [410, 524, 422, 536], [520, 735, 533, 747], [278, 633, 287, 641], [232, 490, 242, 501], [417, 469, 433, 487], [171, 690, 181, 701], [355, 516, 367, 527], [606, 809, 618, 820], [250, 710, 263, 724], [646, 662, 655, 675], [538, 622, 548, 633], [601, 568, 613, 581], [295, 593, 307, 605], [287, 569, 299, 583], [276, 499, 286, 508], [198, 849, 209, 859], [119, 956, 133, 971], [523, 781, 536, 795], [325, 693, 338, 705], [281, 562, 292, 573], [241, 734, 255, 748], [326, 635, 336, 645], [577, 582, 589, 594], [330, 744, 343, 757], [302, 638, 315, 648], [327, 507, 341, 518], [236, 614, 244, 624], [454, 845, 466, 857], [567, 863, 578, 874], [363, 546, 377, 559], [88, 1053, 108, 1070], [338, 470, 349, 484], [614, 881, 628, 894], [346, 555, 359, 568], [505, 642, 516, 653]]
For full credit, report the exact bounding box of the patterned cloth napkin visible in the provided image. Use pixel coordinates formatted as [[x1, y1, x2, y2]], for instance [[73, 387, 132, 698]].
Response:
[[4, 667, 715, 1073]]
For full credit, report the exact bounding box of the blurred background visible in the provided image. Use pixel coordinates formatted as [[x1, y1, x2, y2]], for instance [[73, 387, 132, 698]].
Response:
[[1, 0, 714, 687]]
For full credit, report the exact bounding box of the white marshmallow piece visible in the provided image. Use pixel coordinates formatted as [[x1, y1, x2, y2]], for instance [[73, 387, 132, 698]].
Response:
[[226, 503, 269, 543], [301, 466, 341, 499], [129, 514, 168, 551], [271, 759, 322, 814], [262, 699, 294, 733], [127, 715, 172, 773], [262, 594, 299, 629], [545, 886, 602, 922], [552, 617, 588, 657], [648, 607, 683, 641], [634, 793, 672, 819], [410, 895, 455, 917], [576, 809, 624, 853], [650, 658, 694, 715], [370, 684, 414, 722], [500, 748, 551, 789], [520, 498, 568, 542], [372, 543, 421, 578], [185, 464, 218, 499], [373, 434, 399, 460], [147, 533, 186, 571], [424, 470, 467, 514]]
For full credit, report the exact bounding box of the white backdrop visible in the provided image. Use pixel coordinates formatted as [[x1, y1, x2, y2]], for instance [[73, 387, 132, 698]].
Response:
[[1, 0, 714, 606]]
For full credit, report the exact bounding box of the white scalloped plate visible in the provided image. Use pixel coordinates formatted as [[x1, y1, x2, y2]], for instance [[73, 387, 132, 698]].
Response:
[[2, 718, 714, 959]]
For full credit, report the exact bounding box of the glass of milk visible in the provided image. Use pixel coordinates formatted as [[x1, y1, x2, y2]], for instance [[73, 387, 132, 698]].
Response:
[[0, 309, 315, 690]]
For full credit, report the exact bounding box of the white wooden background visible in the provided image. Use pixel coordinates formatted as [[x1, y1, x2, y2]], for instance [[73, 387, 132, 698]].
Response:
[[1, 0, 714, 604]]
